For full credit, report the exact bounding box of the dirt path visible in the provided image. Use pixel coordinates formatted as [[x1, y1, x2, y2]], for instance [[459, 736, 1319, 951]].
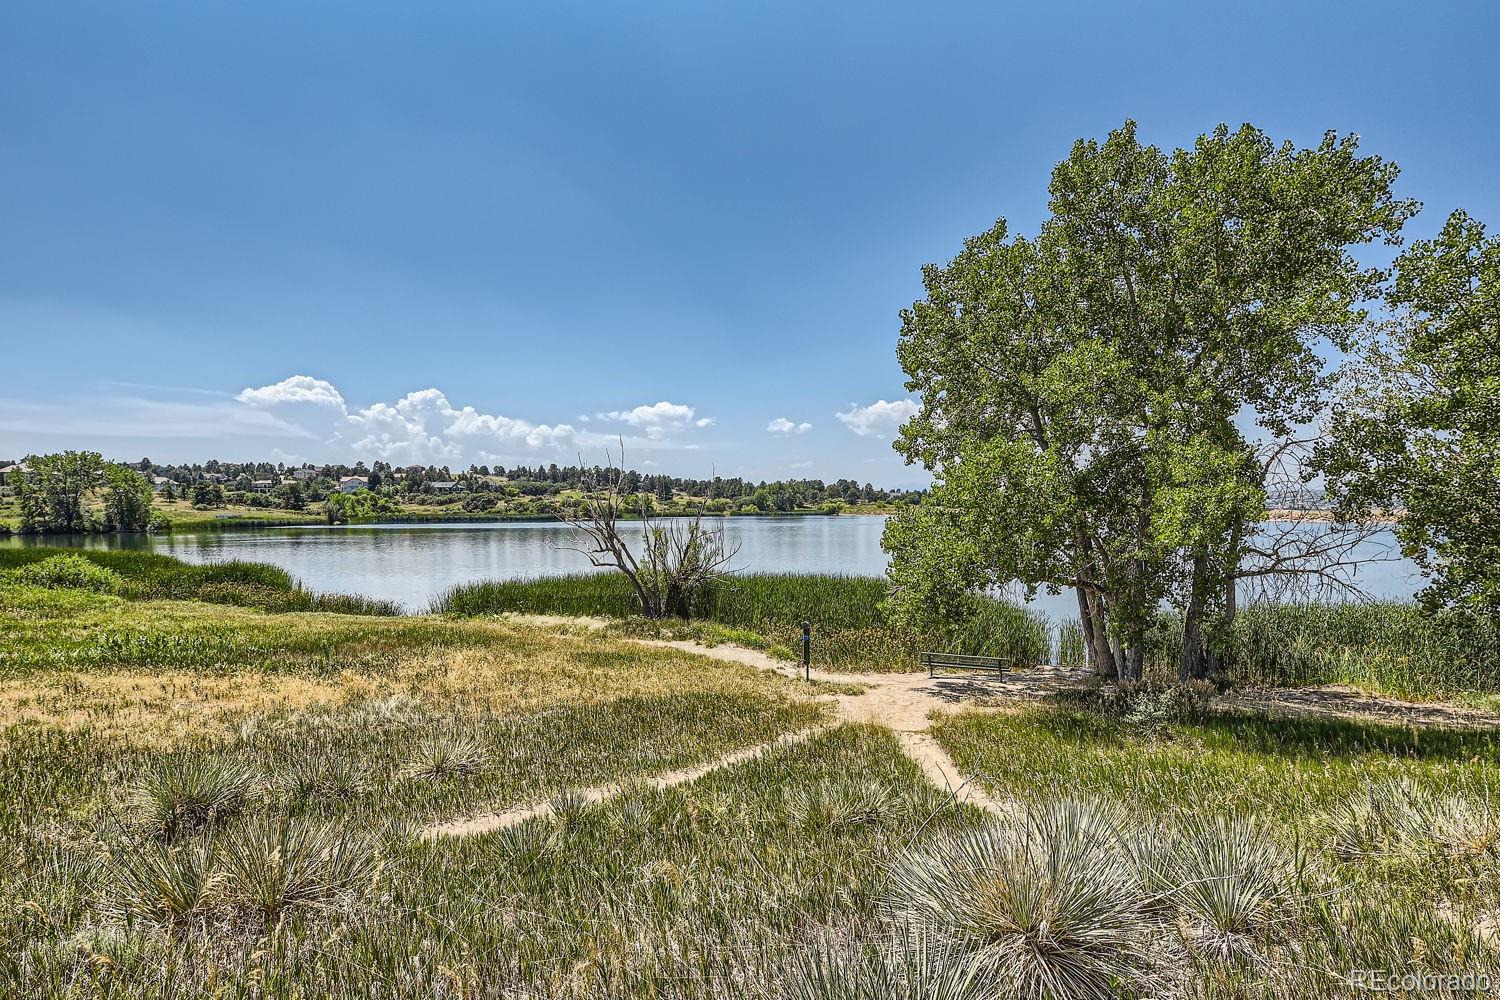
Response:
[[424, 624, 1500, 840], [422, 724, 833, 839], [1226, 684, 1500, 730], [633, 639, 1047, 814]]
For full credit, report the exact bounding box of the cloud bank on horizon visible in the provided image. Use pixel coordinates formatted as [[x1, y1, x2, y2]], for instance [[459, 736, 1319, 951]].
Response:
[[217, 375, 910, 470], [0, 373, 926, 481]]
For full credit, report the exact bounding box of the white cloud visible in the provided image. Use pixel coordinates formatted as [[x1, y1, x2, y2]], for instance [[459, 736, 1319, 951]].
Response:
[[228, 376, 709, 465], [600, 400, 705, 441], [767, 417, 812, 435], [789, 460, 814, 470], [236, 375, 345, 408], [836, 399, 918, 437]]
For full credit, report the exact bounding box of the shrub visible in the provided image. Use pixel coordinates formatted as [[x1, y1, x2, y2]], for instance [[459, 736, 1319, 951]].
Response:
[[13, 553, 123, 594], [129, 755, 256, 840], [217, 817, 376, 922], [1324, 780, 1440, 861], [278, 755, 364, 809], [885, 798, 1156, 999], [1158, 815, 1301, 962], [403, 731, 486, 780], [111, 837, 220, 925], [777, 929, 986, 1000], [1051, 678, 1217, 727]]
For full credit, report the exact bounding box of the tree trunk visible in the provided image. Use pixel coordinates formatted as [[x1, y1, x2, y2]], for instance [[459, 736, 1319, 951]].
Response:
[[1081, 588, 1119, 679], [1179, 551, 1210, 682]]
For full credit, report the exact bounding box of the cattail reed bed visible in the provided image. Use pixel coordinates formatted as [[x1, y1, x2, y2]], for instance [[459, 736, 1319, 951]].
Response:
[[1053, 602, 1500, 698], [433, 572, 1053, 672]]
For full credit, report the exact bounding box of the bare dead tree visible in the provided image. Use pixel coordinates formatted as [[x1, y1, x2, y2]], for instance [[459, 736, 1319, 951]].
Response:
[[559, 443, 740, 618], [1235, 437, 1403, 606]]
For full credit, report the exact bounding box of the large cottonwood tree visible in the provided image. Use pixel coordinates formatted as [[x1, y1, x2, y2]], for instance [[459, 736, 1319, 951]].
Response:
[[886, 122, 1414, 680], [1323, 210, 1500, 613]]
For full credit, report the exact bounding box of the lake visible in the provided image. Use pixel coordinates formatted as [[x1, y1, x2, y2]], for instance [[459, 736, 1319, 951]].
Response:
[[2, 515, 1425, 619]]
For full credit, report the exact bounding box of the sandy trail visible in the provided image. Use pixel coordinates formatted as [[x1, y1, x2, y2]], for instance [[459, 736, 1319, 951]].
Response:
[[422, 723, 833, 839], [424, 636, 1037, 839], [423, 624, 1499, 840]]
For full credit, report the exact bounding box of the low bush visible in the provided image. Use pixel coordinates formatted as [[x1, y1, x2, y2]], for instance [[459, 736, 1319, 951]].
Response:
[[129, 755, 257, 840], [12, 553, 123, 594]]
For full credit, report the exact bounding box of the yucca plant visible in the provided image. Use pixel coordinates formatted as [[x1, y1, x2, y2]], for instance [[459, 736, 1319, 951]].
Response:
[[792, 781, 893, 832], [278, 754, 364, 808], [490, 819, 563, 876], [129, 755, 256, 840], [111, 837, 220, 926], [885, 798, 1155, 1000], [548, 789, 596, 833], [1159, 815, 1300, 963], [217, 816, 377, 923], [1325, 780, 1438, 861], [778, 928, 986, 1000], [403, 731, 486, 780]]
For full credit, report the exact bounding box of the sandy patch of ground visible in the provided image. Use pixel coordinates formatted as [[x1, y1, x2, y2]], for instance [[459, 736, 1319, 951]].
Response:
[[1226, 684, 1500, 730]]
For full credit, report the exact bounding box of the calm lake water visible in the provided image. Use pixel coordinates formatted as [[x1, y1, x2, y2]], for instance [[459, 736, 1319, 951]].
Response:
[[3, 515, 1424, 619]]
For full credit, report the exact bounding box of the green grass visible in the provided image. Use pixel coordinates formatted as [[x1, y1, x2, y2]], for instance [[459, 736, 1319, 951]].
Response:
[[928, 704, 1500, 995], [0, 547, 401, 616], [433, 572, 1053, 672], [934, 703, 1500, 829], [1057, 602, 1500, 699]]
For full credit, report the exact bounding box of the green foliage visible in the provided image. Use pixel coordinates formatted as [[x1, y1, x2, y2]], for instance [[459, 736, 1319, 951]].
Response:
[[188, 481, 225, 508], [1325, 209, 1500, 614], [0, 547, 401, 615], [433, 573, 1052, 671], [890, 121, 1414, 680], [216, 817, 377, 922], [128, 755, 256, 840], [14, 452, 157, 533], [12, 553, 124, 594], [324, 489, 400, 524], [886, 799, 1156, 998], [102, 464, 155, 531]]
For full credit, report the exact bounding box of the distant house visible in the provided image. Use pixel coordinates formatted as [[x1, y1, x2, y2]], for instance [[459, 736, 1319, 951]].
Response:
[[338, 476, 368, 494], [429, 481, 463, 494], [291, 468, 318, 481], [202, 472, 227, 483], [151, 476, 175, 494], [0, 462, 32, 492], [250, 480, 276, 493]]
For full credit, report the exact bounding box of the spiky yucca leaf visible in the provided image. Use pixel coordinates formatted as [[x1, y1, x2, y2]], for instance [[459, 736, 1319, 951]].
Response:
[[218, 817, 376, 922], [129, 755, 255, 840], [111, 837, 220, 925], [886, 798, 1154, 1000]]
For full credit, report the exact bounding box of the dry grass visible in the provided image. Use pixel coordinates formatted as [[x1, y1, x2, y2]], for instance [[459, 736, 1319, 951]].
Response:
[[0, 588, 818, 749]]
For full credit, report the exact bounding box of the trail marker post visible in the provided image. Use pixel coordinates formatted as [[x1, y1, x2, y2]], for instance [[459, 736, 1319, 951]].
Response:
[[801, 620, 811, 682]]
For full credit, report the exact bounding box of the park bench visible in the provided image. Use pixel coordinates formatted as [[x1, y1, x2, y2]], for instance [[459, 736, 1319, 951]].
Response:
[[921, 650, 1011, 680]]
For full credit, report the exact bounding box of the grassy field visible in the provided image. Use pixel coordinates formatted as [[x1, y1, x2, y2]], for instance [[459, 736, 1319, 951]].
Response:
[[6, 566, 1500, 997], [433, 572, 1053, 673], [927, 703, 1500, 996], [0, 547, 401, 615]]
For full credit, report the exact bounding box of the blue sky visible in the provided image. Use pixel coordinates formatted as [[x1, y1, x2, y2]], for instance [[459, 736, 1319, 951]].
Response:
[[1, 2, 1496, 484]]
